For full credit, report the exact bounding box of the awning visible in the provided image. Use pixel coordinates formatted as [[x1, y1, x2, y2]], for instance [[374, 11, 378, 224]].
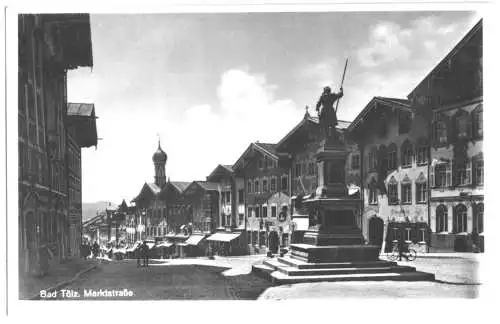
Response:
[[185, 234, 206, 246], [292, 217, 309, 231], [156, 242, 173, 248], [206, 232, 241, 242]]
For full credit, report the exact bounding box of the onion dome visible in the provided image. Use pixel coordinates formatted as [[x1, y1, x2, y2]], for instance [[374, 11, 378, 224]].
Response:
[[152, 140, 167, 163]]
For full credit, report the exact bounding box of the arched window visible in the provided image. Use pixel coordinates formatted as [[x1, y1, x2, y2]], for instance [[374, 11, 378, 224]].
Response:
[[247, 180, 252, 193], [254, 179, 260, 193], [387, 143, 398, 170], [453, 204, 468, 233], [474, 203, 484, 233], [387, 176, 398, 205], [415, 137, 429, 165], [401, 139, 414, 168], [436, 205, 448, 233], [377, 144, 388, 171]]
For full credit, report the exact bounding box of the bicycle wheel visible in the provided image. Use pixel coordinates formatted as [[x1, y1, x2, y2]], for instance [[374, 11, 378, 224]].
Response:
[[407, 249, 417, 261], [387, 250, 398, 261]]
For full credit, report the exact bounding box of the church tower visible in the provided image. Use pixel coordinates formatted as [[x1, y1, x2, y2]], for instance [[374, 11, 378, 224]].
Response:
[[152, 139, 167, 188]]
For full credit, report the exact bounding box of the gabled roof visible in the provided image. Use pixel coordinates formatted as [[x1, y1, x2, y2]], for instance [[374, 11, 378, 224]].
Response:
[[347, 96, 412, 133], [207, 164, 234, 182], [233, 142, 280, 171], [132, 182, 161, 202], [170, 181, 190, 193], [182, 181, 220, 197], [407, 19, 482, 99]]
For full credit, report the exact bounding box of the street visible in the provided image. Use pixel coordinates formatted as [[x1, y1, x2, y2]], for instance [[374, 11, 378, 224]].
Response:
[[48, 254, 481, 300]]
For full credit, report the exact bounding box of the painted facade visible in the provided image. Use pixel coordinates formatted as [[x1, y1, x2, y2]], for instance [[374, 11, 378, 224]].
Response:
[[233, 142, 291, 253], [348, 97, 431, 253], [407, 20, 483, 252]]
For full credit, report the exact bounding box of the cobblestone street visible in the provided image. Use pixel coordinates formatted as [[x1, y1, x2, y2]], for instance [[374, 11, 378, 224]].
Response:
[[44, 254, 482, 300]]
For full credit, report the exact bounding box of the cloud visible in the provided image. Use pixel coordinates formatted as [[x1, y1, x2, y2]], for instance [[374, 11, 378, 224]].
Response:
[[297, 59, 341, 88], [357, 16, 463, 68], [78, 68, 302, 203]]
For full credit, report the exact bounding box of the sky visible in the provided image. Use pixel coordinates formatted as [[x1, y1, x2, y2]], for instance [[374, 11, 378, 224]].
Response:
[[67, 11, 481, 204]]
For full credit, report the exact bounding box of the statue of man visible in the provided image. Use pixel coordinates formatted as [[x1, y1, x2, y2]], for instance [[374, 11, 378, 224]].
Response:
[[316, 86, 344, 134]]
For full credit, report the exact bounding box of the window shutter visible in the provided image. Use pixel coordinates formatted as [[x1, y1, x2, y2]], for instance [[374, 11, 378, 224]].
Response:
[[466, 160, 472, 184], [430, 165, 435, 188], [446, 160, 453, 187]]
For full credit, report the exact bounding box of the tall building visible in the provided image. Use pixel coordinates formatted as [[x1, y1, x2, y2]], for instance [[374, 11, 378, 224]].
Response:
[[347, 97, 431, 253], [408, 19, 483, 252], [18, 14, 94, 274]]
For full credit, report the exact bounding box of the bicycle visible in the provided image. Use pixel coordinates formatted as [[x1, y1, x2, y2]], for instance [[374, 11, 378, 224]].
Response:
[[387, 246, 417, 261]]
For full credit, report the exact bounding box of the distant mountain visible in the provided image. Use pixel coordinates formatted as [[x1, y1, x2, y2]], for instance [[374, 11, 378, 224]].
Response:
[[82, 201, 118, 222]]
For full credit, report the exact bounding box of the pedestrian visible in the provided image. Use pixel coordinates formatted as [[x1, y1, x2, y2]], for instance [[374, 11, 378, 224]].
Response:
[[92, 241, 100, 260], [142, 241, 150, 267], [398, 229, 407, 261]]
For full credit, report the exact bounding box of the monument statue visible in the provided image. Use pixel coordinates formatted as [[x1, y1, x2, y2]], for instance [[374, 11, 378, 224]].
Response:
[[315, 86, 343, 138]]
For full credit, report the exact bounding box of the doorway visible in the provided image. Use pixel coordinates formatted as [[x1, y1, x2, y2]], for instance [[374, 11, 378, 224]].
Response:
[[368, 216, 384, 246]]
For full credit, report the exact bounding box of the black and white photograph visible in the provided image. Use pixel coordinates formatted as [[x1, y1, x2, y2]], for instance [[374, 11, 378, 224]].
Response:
[[3, 0, 498, 319]]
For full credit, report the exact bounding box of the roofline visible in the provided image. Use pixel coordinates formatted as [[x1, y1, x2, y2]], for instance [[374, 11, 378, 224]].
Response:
[[253, 142, 278, 159], [233, 142, 279, 171], [347, 96, 412, 133], [407, 19, 482, 99], [207, 164, 234, 181], [276, 115, 314, 149]]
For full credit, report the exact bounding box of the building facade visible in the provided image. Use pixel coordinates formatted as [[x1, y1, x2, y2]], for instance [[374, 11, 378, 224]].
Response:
[[18, 14, 94, 274], [408, 20, 483, 252], [348, 97, 431, 253], [233, 142, 291, 254]]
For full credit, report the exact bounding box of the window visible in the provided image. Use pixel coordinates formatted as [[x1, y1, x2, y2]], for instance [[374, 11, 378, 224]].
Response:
[[238, 189, 244, 204], [351, 154, 360, 170], [281, 175, 288, 191], [416, 182, 427, 203], [239, 213, 244, 226], [254, 179, 260, 193], [226, 191, 231, 204], [455, 112, 470, 139], [248, 206, 253, 218], [433, 114, 448, 145], [255, 206, 260, 219], [474, 203, 484, 233], [263, 156, 268, 169], [475, 159, 484, 186], [454, 160, 472, 186], [433, 163, 452, 188], [262, 206, 268, 218], [258, 157, 263, 169], [270, 177, 277, 192], [453, 204, 468, 233], [401, 140, 413, 168], [271, 206, 277, 218], [387, 144, 397, 170], [401, 183, 412, 204], [267, 157, 273, 169], [247, 180, 252, 193], [416, 146, 428, 165], [388, 181, 398, 205], [436, 205, 448, 233], [369, 187, 378, 205], [263, 179, 268, 192]]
